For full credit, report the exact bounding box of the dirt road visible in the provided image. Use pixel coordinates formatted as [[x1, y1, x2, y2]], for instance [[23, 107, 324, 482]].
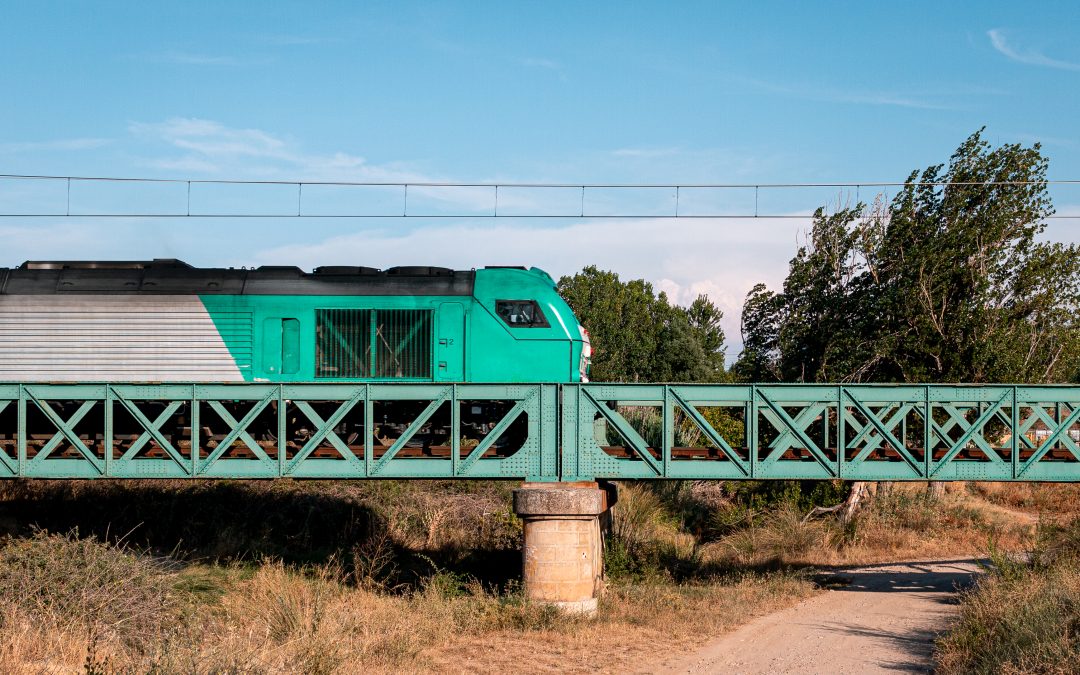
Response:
[[653, 559, 982, 675]]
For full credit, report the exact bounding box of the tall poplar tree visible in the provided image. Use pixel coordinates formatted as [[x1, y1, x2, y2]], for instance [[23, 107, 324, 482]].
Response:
[[735, 129, 1080, 385]]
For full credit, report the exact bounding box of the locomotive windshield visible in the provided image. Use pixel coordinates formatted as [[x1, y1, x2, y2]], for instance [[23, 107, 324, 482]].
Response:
[[496, 300, 548, 328]]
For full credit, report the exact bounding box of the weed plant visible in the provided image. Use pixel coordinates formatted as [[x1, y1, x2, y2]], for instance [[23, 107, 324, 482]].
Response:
[[936, 518, 1080, 674]]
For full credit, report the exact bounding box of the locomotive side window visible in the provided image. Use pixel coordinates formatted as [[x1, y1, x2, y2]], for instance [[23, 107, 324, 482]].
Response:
[[316, 308, 433, 378], [282, 318, 301, 375], [496, 300, 548, 328]]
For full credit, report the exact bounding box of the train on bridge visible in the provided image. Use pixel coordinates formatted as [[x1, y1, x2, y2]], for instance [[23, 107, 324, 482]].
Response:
[[1, 259, 1079, 484], [0, 259, 588, 470], [0, 259, 591, 384]]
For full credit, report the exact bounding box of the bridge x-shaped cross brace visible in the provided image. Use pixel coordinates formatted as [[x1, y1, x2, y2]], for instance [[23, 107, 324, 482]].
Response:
[[199, 392, 276, 473], [843, 394, 922, 476], [25, 391, 102, 474], [757, 394, 835, 476], [114, 393, 190, 473], [1019, 403, 1080, 477], [929, 391, 1011, 478], [285, 392, 366, 474], [931, 403, 1005, 465]]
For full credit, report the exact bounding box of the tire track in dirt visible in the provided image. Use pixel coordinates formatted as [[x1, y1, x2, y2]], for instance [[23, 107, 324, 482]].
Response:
[[652, 559, 982, 675]]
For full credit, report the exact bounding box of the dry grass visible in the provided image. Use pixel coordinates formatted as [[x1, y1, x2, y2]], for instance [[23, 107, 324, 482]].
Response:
[[936, 519, 1080, 674], [0, 478, 1070, 673], [937, 563, 1080, 674], [0, 531, 179, 674], [0, 481, 820, 674], [0, 533, 815, 673], [423, 573, 816, 673], [971, 481, 1080, 518], [698, 482, 1047, 567]]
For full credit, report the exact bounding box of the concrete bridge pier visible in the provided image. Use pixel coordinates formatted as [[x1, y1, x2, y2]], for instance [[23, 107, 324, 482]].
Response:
[[512, 481, 616, 616]]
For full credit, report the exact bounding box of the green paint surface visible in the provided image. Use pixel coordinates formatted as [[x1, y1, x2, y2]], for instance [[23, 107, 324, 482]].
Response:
[[200, 267, 586, 383]]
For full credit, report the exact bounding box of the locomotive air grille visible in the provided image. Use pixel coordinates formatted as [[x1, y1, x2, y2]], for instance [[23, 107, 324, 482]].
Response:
[[316, 308, 432, 379]]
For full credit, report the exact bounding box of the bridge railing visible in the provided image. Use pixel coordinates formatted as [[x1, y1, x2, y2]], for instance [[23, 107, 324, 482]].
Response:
[[0, 383, 558, 480], [1, 382, 1078, 481], [560, 384, 1080, 482]]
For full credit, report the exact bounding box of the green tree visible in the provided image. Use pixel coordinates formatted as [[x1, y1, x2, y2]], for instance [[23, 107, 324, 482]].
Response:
[[733, 129, 1080, 385], [557, 266, 727, 382], [686, 295, 728, 380], [874, 130, 1080, 383], [732, 283, 781, 381]]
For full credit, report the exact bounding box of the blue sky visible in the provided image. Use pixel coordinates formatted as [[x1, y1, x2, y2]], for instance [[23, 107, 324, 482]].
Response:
[[1, 1, 1079, 349]]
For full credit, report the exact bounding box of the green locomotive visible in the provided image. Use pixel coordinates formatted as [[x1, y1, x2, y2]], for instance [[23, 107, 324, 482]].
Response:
[[0, 259, 592, 384], [0, 260, 592, 456]]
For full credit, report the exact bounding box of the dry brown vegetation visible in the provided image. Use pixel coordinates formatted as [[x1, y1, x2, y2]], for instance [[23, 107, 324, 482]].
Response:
[[0, 532, 814, 673], [936, 517, 1080, 674], [609, 480, 1066, 573], [0, 478, 1072, 673], [0, 480, 817, 673], [707, 482, 1031, 566]]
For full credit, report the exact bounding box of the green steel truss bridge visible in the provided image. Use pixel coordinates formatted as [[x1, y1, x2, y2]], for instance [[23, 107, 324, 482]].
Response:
[[1, 382, 1079, 483]]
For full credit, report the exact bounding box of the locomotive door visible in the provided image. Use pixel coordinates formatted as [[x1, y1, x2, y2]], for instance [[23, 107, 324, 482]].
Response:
[[261, 317, 301, 377], [437, 303, 465, 381]]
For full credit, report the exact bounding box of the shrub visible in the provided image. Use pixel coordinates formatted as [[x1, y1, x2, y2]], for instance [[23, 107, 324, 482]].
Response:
[[936, 563, 1080, 674], [937, 516, 1080, 673], [605, 484, 707, 581], [760, 503, 825, 561], [0, 530, 176, 645], [611, 484, 672, 554]]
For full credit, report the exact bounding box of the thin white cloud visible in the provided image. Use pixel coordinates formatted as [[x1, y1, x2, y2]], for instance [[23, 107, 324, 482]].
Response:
[[258, 35, 337, 46], [149, 51, 269, 66], [521, 57, 567, 81], [249, 216, 811, 350], [128, 117, 498, 213], [0, 222, 108, 255], [736, 76, 955, 110], [0, 138, 112, 153], [1006, 132, 1078, 149], [988, 29, 1080, 72], [131, 118, 289, 161], [611, 147, 681, 158], [523, 57, 560, 70], [131, 118, 397, 177], [837, 93, 948, 109]]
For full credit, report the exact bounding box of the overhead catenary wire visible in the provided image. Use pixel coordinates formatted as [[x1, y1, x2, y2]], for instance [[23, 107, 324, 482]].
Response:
[[3, 172, 1080, 187], [1, 172, 1079, 218]]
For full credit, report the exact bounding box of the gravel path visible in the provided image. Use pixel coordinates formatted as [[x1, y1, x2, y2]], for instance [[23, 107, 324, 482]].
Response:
[[653, 559, 982, 675]]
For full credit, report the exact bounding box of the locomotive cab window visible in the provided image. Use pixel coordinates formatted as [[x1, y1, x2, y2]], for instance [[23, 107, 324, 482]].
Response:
[[496, 300, 548, 328]]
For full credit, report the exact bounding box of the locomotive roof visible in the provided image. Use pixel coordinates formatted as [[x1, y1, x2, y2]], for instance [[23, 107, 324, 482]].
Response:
[[0, 259, 481, 296]]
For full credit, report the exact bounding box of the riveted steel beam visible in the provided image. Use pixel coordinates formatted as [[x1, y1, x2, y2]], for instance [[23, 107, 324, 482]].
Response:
[[4, 382, 1080, 481]]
